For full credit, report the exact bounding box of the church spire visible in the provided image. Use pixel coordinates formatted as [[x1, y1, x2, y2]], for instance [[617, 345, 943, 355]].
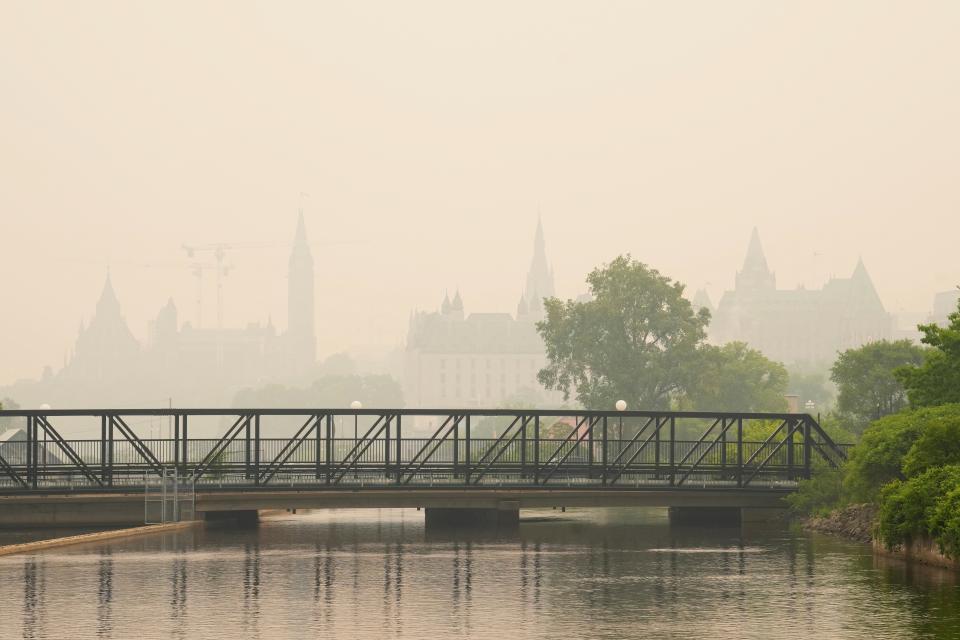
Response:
[[287, 209, 316, 371], [294, 208, 309, 247], [743, 227, 770, 273], [524, 216, 555, 315], [735, 227, 775, 292]]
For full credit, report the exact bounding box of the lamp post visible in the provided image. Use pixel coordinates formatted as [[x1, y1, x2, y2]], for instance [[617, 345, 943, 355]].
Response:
[[350, 400, 362, 444]]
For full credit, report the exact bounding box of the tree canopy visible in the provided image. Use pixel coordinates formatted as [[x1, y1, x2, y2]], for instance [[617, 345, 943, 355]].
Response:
[[896, 295, 960, 408], [536, 256, 709, 410], [535, 255, 788, 413], [830, 339, 925, 428], [685, 342, 788, 412], [233, 374, 404, 409]]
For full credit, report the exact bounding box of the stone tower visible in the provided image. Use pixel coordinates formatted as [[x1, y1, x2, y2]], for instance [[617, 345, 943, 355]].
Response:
[[287, 210, 316, 371], [523, 217, 555, 318]]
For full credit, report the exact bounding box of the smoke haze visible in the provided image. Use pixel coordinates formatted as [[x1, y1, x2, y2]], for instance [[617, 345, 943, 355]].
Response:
[[2, 1, 959, 385]]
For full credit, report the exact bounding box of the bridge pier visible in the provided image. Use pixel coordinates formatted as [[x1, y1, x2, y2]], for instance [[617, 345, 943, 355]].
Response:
[[668, 506, 787, 527], [424, 503, 520, 531], [202, 510, 259, 527]]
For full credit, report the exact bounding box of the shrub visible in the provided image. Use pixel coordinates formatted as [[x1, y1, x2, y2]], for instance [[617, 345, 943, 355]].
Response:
[[901, 404, 960, 477], [786, 464, 845, 516], [876, 465, 960, 549], [843, 411, 924, 502], [929, 486, 960, 559]]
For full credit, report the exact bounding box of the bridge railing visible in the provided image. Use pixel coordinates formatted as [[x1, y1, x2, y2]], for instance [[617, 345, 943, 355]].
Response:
[[0, 409, 849, 492]]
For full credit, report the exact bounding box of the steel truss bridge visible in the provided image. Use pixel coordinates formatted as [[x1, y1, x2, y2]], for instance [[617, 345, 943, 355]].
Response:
[[0, 409, 848, 495]]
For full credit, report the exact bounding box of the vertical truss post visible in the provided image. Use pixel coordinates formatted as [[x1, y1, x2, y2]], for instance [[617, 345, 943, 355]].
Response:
[[395, 414, 402, 485], [669, 416, 676, 486], [588, 417, 595, 476], [533, 415, 540, 485], [174, 415, 180, 471], [737, 417, 744, 487], [254, 414, 261, 485], [315, 415, 322, 481], [786, 418, 795, 481], [601, 416, 608, 486], [453, 415, 460, 479], [246, 417, 252, 480], [26, 416, 35, 489], [100, 414, 108, 485], [803, 417, 812, 479], [325, 414, 333, 485], [385, 414, 391, 480], [654, 415, 661, 479], [181, 414, 188, 478], [465, 415, 471, 485], [520, 415, 527, 479], [720, 418, 727, 474], [107, 415, 115, 487]]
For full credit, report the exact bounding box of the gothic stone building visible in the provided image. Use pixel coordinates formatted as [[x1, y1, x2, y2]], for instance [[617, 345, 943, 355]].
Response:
[[2, 213, 317, 408], [707, 229, 892, 365], [403, 220, 560, 408]]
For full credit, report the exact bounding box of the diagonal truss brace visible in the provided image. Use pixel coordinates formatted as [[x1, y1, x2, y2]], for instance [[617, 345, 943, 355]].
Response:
[[36, 416, 104, 486], [539, 415, 601, 484], [190, 414, 250, 481], [0, 449, 26, 488], [471, 416, 526, 485], [330, 415, 390, 484], [258, 414, 324, 485], [607, 416, 667, 486], [401, 415, 460, 484]]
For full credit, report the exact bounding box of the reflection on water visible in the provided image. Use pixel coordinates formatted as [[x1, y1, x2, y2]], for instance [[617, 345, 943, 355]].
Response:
[[0, 508, 958, 639]]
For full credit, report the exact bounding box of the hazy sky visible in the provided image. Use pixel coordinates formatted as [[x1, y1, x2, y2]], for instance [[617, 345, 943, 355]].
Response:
[[2, 1, 959, 385]]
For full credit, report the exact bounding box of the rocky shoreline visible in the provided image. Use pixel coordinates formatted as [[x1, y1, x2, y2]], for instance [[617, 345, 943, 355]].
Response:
[[802, 503, 878, 544], [803, 503, 960, 571]]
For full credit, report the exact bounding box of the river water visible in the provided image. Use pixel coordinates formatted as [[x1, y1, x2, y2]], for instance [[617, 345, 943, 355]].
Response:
[[0, 508, 958, 639]]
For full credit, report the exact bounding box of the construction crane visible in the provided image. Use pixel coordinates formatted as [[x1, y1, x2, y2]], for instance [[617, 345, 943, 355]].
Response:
[[181, 244, 235, 331]]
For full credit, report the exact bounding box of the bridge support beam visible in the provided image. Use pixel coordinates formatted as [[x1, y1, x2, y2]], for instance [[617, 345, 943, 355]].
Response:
[[424, 503, 519, 531]]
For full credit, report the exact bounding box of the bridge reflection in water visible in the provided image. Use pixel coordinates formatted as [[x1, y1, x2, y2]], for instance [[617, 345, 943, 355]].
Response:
[[0, 409, 847, 494]]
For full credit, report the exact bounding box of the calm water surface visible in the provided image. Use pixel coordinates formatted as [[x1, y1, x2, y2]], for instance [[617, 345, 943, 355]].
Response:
[[1, 508, 958, 639]]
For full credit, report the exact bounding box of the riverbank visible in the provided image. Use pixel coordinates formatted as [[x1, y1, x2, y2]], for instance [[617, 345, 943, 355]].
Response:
[[0, 521, 200, 557], [803, 504, 960, 571], [803, 503, 877, 543]]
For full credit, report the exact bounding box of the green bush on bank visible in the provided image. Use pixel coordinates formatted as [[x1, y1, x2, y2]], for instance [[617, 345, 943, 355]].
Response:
[[876, 465, 960, 550]]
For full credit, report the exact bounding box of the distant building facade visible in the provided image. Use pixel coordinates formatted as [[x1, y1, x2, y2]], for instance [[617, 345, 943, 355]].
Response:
[[1, 213, 317, 408], [403, 220, 560, 408], [709, 229, 893, 365], [930, 289, 960, 327]]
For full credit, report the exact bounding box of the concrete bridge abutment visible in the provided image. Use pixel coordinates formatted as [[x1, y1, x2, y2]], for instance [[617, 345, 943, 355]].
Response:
[[424, 501, 520, 531], [668, 506, 788, 527]]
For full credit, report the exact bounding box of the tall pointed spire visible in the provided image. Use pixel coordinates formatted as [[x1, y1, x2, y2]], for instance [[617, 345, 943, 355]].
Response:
[[735, 228, 775, 292], [96, 271, 121, 317], [287, 209, 316, 371], [524, 216, 555, 315], [294, 208, 309, 247], [743, 227, 770, 273]]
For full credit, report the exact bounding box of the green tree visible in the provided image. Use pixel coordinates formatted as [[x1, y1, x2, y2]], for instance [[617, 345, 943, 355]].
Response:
[[685, 342, 788, 412], [842, 410, 924, 502], [897, 295, 960, 408], [786, 366, 835, 412], [830, 339, 925, 429], [537, 255, 709, 410], [900, 404, 960, 477]]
